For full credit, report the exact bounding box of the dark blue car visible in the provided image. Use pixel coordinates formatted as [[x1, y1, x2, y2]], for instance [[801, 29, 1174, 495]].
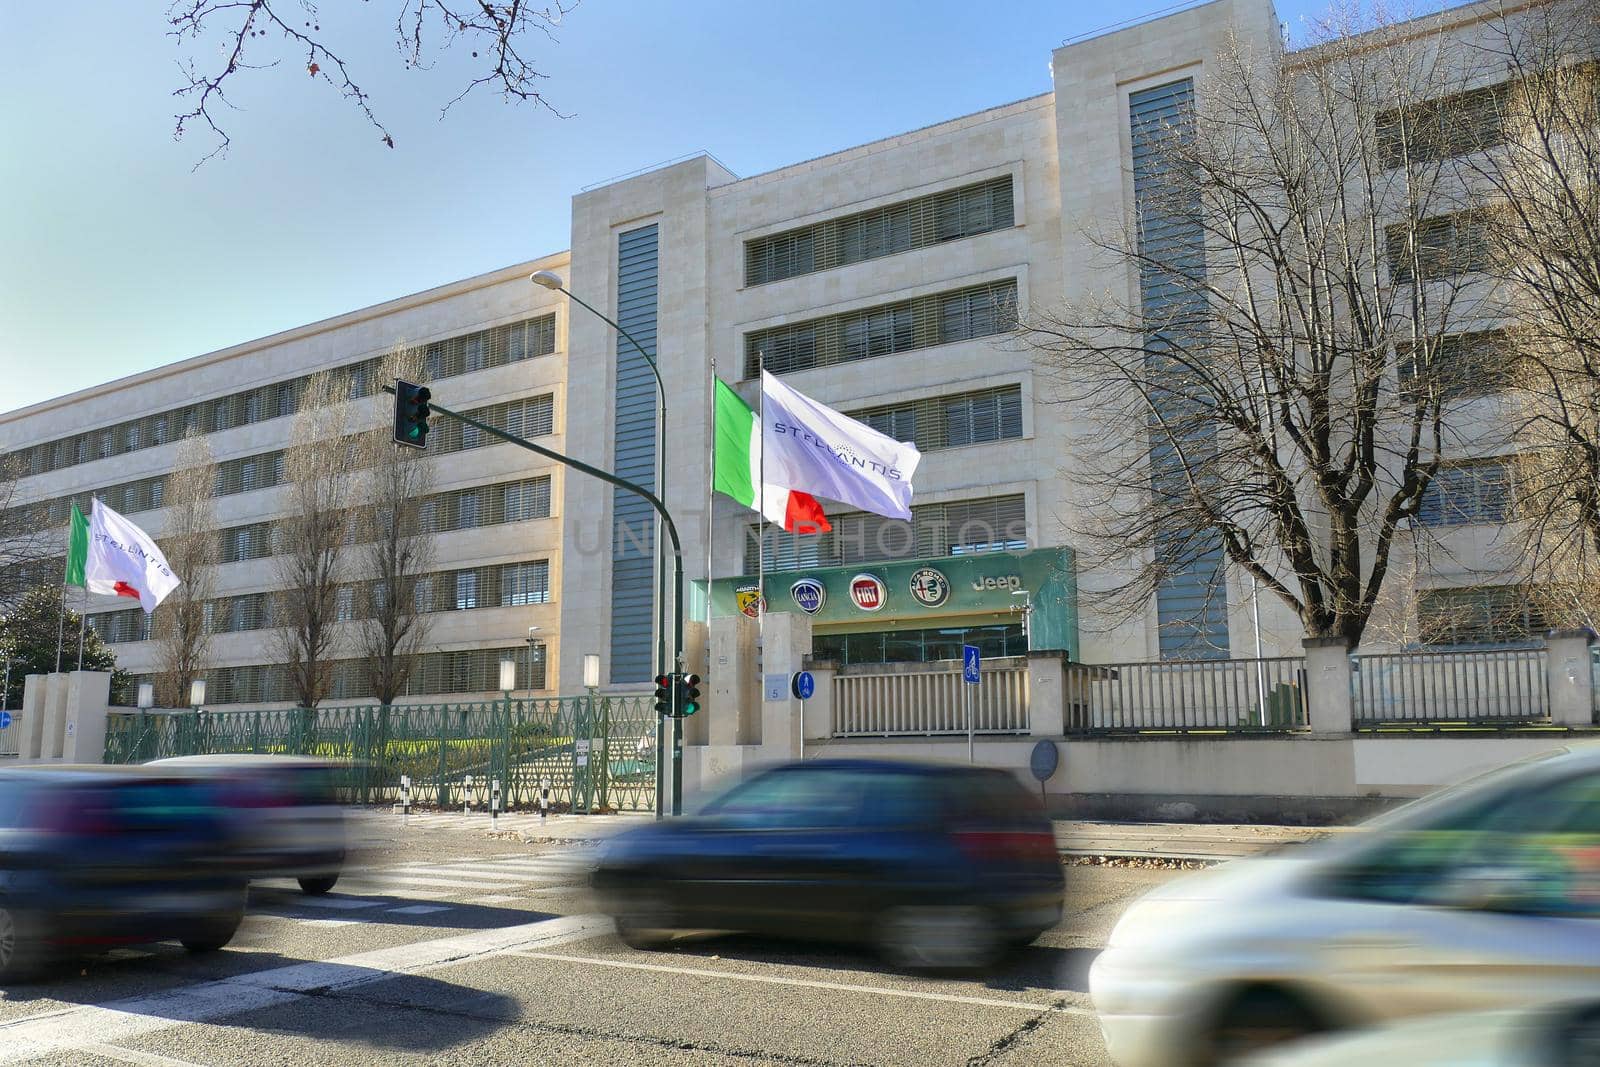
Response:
[[0, 765, 249, 982], [590, 759, 1064, 970]]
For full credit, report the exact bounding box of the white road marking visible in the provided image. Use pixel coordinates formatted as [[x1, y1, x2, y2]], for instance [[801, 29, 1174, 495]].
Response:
[[509, 952, 1091, 1016], [82, 1042, 209, 1067], [344, 874, 521, 891], [389, 904, 451, 915], [478, 894, 523, 904], [298, 897, 383, 910], [297, 918, 364, 928], [0, 915, 608, 1064]]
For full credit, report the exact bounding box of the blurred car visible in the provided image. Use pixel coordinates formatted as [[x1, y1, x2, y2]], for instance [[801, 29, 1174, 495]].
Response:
[[590, 758, 1064, 970], [1090, 743, 1600, 1067], [0, 765, 248, 982], [1239, 998, 1600, 1067], [151, 755, 346, 895]]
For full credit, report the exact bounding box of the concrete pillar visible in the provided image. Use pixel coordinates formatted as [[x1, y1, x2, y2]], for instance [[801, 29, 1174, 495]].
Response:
[[758, 612, 813, 760], [41, 673, 72, 759], [682, 620, 710, 747], [62, 671, 112, 763], [1303, 637, 1353, 735], [709, 612, 759, 746], [20, 674, 46, 760], [1027, 651, 1067, 737], [800, 658, 836, 743], [1546, 629, 1595, 728]]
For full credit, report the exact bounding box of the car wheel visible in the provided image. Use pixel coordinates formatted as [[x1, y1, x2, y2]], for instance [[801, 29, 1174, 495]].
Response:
[[298, 874, 339, 896], [1196, 987, 1329, 1066], [0, 904, 48, 983], [612, 891, 676, 950], [877, 905, 1001, 973], [181, 887, 247, 954]]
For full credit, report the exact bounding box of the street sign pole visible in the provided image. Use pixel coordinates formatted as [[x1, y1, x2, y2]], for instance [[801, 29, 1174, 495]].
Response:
[[962, 645, 981, 764]]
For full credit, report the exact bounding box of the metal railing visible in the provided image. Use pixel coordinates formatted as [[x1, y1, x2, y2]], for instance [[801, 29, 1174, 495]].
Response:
[[102, 695, 659, 812], [1066, 656, 1309, 733], [1351, 646, 1549, 725], [833, 658, 1030, 737]]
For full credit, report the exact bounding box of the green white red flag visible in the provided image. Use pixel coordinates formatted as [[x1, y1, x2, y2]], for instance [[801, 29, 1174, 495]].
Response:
[[713, 378, 831, 534], [64, 499, 181, 614]]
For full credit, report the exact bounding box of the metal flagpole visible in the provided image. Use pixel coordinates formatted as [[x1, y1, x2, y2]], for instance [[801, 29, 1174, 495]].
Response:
[[756, 352, 767, 669], [76, 587, 88, 671], [706, 357, 717, 628]]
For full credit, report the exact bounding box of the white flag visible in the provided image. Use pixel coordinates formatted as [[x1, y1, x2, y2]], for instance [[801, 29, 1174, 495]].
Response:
[[85, 498, 182, 614], [759, 370, 922, 521]]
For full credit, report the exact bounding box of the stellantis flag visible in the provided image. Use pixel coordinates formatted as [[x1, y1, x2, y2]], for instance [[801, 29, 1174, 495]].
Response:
[[64, 499, 181, 614], [760, 370, 921, 522]]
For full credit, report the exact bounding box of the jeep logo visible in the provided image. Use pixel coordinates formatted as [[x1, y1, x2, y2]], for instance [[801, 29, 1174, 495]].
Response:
[[971, 575, 1023, 591]]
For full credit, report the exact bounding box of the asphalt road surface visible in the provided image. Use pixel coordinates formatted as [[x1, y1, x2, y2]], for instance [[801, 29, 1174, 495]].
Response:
[[0, 812, 1185, 1066]]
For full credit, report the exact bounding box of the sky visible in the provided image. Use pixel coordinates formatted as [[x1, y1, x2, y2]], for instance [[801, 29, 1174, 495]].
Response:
[[0, 0, 1461, 416]]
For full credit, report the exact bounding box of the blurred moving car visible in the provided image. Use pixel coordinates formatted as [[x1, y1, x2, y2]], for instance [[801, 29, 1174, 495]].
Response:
[[590, 758, 1064, 970], [1090, 743, 1600, 1067], [1239, 998, 1600, 1067], [151, 755, 346, 895], [0, 765, 248, 982]]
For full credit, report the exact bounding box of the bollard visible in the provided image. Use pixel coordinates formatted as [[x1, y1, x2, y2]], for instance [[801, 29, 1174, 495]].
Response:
[[400, 774, 412, 821], [463, 775, 473, 815], [491, 778, 501, 824], [540, 776, 551, 821]]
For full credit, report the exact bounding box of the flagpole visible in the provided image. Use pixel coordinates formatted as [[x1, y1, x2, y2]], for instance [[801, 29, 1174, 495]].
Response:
[[705, 357, 716, 628], [54, 575, 66, 674], [757, 351, 767, 655], [76, 587, 88, 671]]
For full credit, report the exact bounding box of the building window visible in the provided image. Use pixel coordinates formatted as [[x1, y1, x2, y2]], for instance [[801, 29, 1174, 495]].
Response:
[[456, 489, 481, 529], [504, 478, 552, 522], [745, 279, 1017, 377], [1376, 80, 1510, 168], [1386, 210, 1495, 282], [1397, 330, 1511, 401], [335, 587, 355, 622], [744, 176, 1015, 286], [454, 571, 479, 610], [1418, 459, 1514, 526], [500, 561, 551, 606], [1418, 586, 1547, 647], [413, 575, 436, 613]]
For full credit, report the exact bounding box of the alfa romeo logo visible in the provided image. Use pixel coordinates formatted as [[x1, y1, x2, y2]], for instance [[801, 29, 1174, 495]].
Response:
[[908, 567, 950, 608]]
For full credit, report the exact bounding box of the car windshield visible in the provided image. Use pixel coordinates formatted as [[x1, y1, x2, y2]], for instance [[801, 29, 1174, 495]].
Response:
[[701, 768, 867, 828], [1356, 747, 1573, 835]]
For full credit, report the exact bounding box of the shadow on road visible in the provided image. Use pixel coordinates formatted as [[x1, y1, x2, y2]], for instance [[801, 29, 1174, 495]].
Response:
[[245, 886, 558, 931]]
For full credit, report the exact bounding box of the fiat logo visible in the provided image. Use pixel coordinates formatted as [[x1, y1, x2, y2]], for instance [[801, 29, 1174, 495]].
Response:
[[849, 574, 887, 612]]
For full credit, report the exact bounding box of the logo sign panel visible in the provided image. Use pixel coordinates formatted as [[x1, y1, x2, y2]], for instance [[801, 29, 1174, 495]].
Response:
[[849, 573, 887, 612], [790, 578, 826, 615], [971, 574, 1023, 591], [963, 644, 981, 685], [735, 584, 766, 620], [908, 567, 950, 608]]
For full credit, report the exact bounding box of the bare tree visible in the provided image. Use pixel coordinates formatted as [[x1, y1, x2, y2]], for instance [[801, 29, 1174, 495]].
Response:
[[153, 431, 219, 708], [1467, 4, 1600, 631], [0, 455, 55, 611], [359, 349, 435, 704], [166, 0, 574, 164], [1024, 13, 1496, 650], [273, 370, 357, 708]]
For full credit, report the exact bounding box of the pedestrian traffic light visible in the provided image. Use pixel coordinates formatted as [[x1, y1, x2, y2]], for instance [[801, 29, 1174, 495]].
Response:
[[676, 673, 702, 717], [393, 379, 432, 449], [653, 674, 674, 717]]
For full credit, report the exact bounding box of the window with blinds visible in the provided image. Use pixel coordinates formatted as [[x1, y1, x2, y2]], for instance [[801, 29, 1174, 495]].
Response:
[[7, 314, 557, 480], [1418, 585, 1547, 647], [845, 386, 1022, 453], [745, 176, 1015, 286], [1386, 210, 1496, 282], [1376, 80, 1511, 168], [744, 494, 1026, 572], [744, 279, 1017, 378], [431, 394, 555, 455], [1418, 459, 1514, 526], [501, 560, 551, 605], [1397, 330, 1511, 400]]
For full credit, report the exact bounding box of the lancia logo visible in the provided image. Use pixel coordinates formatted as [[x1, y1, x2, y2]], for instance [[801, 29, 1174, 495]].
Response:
[[849, 574, 887, 612], [790, 578, 826, 615], [908, 567, 950, 608]]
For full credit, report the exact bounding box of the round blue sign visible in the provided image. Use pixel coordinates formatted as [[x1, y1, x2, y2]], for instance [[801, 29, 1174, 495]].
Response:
[[791, 671, 815, 701], [0, 710, 11, 730], [1029, 740, 1059, 783]]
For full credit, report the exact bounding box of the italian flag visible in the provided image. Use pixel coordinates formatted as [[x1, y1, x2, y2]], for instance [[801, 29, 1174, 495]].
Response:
[[65, 499, 182, 614], [713, 379, 830, 534]]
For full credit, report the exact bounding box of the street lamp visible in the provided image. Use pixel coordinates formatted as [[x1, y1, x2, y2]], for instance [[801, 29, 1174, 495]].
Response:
[[1011, 590, 1033, 652], [498, 658, 518, 695], [188, 678, 206, 709], [137, 683, 154, 710], [525, 626, 542, 702], [582, 653, 601, 691], [532, 269, 678, 818]]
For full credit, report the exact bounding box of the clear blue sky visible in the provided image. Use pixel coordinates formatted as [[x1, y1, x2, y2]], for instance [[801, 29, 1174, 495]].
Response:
[[0, 0, 1457, 415]]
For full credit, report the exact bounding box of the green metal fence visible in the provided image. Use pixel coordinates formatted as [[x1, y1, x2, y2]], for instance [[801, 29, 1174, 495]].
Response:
[[103, 696, 659, 812]]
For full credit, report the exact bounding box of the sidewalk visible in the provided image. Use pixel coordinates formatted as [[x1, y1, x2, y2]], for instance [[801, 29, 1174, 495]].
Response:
[[378, 807, 1349, 862]]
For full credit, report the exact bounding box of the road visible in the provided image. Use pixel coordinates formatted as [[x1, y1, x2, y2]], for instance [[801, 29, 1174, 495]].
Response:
[[0, 812, 1187, 1066]]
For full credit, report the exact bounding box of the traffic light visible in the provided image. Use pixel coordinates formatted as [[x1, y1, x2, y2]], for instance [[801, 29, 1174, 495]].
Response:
[[653, 674, 674, 717], [393, 379, 432, 449], [675, 673, 702, 717]]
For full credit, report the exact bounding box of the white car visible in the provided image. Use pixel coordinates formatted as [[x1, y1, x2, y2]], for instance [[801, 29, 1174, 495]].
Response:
[[1090, 744, 1600, 1067], [1239, 998, 1600, 1066]]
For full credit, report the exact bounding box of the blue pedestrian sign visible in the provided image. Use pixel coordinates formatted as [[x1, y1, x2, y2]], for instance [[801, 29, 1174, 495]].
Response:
[[791, 671, 815, 701], [0, 711, 11, 730], [962, 645, 981, 685]]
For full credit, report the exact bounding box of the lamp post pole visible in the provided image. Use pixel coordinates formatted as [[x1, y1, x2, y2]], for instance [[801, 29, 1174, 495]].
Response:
[[532, 271, 678, 816]]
